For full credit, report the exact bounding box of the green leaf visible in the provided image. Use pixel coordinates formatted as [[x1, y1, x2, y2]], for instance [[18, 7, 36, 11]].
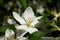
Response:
[[41, 11, 53, 16], [39, 16, 53, 25], [0, 25, 16, 33], [19, 0, 28, 9], [28, 31, 45, 40]]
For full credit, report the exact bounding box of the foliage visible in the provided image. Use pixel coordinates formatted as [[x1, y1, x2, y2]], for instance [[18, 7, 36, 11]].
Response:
[[0, 0, 60, 40]]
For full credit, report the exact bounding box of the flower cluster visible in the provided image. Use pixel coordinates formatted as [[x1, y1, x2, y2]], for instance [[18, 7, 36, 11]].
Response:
[[0, 7, 43, 40]]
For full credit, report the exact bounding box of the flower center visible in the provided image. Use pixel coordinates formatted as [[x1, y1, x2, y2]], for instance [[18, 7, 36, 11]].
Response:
[[26, 18, 33, 27]]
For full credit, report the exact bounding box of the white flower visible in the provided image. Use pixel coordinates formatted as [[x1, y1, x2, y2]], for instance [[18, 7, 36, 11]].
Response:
[[13, 7, 43, 35], [5, 29, 15, 40], [36, 6, 44, 14], [5, 29, 28, 40]]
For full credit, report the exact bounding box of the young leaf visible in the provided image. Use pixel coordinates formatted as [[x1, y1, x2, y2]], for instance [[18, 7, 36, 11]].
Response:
[[0, 25, 16, 33], [28, 31, 45, 40], [19, 0, 28, 9]]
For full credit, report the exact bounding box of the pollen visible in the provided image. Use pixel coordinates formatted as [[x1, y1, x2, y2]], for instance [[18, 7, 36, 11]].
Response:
[[26, 18, 33, 27]]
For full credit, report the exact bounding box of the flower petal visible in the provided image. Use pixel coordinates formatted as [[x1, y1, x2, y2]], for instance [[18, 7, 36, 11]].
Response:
[[36, 16, 43, 20], [28, 28, 38, 34], [15, 25, 27, 31], [16, 29, 28, 37], [17, 36, 28, 40], [13, 12, 26, 24], [31, 20, 39, 26], [22, 7, 36, 20], [31, 16, 43, 26], [0, 36, 5, 40], [16, 25, 28, 37], [7, 18, 16, 24], [36, 6, 44, 14]]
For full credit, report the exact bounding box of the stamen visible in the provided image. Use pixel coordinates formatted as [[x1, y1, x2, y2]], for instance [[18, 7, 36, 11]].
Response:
[[26, 18, 33, 27]]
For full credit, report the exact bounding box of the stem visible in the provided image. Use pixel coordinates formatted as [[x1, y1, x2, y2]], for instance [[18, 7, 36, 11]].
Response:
[[51, 24, 60, 31]]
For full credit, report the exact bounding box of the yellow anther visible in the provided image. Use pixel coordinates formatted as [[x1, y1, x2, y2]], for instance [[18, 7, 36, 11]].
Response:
[[26, 18, 33, 27]]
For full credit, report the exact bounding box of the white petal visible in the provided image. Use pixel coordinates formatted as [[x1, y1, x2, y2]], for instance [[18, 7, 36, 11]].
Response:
[[36, 6, 44, 14], [16, 29, 28, 37], [17, 36, 28, 40], [31, 20, 39, 26], [0, 36, 5, 40], [15, 25, 28, 31], [36, 16, 43, 20], [31, 16, 43, 26], [22, 7, 36, 20], [13, 12, 26, 24], [21, 31, 28, 37], [5, 29, 15, 38], [28, 28, 38, 34], [7, 18, 16, 24], [16, 25, 28, 37]]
